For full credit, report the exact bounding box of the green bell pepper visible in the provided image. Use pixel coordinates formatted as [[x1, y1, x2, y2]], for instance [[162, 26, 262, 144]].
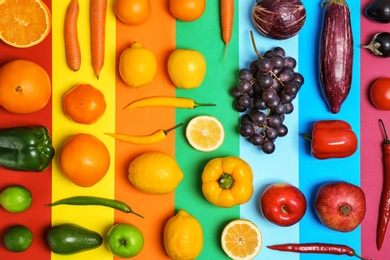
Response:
[[0, 126, 55, 172]]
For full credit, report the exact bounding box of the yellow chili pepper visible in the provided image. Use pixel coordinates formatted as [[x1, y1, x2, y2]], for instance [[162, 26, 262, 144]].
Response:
[[123, 96, 216, 110], [105, 123, 183, 144], [201, 156, 254, 208]]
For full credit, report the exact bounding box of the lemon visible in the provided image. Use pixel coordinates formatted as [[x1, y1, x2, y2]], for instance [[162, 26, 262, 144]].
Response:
[[168, 49, 206, 89], [119, 42, 157, 88], [221, 219, 262, 260], [128, 152, 184, 194], [3, 225, 33, 252], [186, 115, 225, 152], [164, 209, 204, 260], [0, 185, 32, 213]]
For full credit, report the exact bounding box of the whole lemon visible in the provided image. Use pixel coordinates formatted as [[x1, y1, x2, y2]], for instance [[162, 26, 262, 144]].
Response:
[[167, 49, 206, 89], [119, 42, 157, 88], [164, 209, 204, 260], [128, 152, 184, 194]]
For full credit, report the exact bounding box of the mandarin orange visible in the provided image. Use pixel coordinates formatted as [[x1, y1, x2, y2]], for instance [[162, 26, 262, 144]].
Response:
[[59, 133, 110, 187], [169, 0, 206, 22], [0, 0, 52, 48], [63, 84, 106, 125], [115, 0, 151, 25], [0, 59, 51, 114]]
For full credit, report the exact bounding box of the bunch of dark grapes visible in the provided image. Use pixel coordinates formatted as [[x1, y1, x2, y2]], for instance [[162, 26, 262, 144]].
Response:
[[231, 46, 304, 154]]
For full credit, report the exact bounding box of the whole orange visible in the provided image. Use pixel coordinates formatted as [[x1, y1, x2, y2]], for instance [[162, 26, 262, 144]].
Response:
[[115, 0, 151, 25], [169, 0, 206, 22], [59, 133, 110, 187], [0, 59, 51, 114], [63, 84, 106, 124]]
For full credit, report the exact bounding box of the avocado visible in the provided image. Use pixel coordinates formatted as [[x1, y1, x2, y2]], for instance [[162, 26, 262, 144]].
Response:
[[47, 223, 103, 254]]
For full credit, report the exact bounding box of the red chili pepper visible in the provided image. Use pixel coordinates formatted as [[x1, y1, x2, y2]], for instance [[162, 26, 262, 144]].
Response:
[[377, 119, 390, 250], [306, 120, 358, 159], [267, 243, 367, 259]]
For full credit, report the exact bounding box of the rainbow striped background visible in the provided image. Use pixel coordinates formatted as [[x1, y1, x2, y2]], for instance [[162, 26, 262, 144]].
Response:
[[1, 0, 389, 259]]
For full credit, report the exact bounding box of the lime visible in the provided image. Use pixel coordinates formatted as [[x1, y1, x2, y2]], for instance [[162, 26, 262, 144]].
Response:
[[0, 185, 32, 213], [3, 225, 33, 252]]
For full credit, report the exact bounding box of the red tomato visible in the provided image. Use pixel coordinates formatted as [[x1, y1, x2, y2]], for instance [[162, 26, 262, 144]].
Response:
[[370, 78, 390, 110]]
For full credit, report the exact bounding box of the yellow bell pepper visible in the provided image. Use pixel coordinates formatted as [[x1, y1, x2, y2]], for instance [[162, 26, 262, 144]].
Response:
[[201, 156, 254, 208]]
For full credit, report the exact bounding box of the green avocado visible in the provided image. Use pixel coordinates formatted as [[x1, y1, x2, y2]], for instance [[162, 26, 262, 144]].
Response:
[[47, 223, 103, 254]]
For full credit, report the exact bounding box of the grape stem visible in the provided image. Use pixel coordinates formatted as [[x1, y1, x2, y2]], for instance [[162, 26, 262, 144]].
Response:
[[249, 30, 285, 87]]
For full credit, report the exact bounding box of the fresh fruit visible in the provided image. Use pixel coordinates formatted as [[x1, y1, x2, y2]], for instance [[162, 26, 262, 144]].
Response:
[[0, 59, 51, 114], [128, 152, 183, 194], [119, 42, 157, 88], [315, 181, 366, 232], [0, 185, 32, 213], [370, 78, 390, 110], [46, 223, 102, 254], [185, 115, 225, 152], [115, 0, 151, 25], [169, 0, 206, 22], [167, 49, 207, 89], [232, 41, 304, 154], [260, 183, 307, 227], [0, 0, 51, 48], [106, 223, 144, 258], [221, 219, 262, 260], [3, 225, 33, 252], [59, 133, 110, 187], [63, 84, 107, 124], [164, 209, 203, 260]]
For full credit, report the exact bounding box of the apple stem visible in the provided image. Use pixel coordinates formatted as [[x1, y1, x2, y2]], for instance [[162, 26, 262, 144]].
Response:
[[339, 205, 351, 216]]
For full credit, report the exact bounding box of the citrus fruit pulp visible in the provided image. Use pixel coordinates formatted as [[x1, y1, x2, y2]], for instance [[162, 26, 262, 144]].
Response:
[[221, 219, 262, 260], [186, 115, 225, 152], [0, 0, 51, 48]]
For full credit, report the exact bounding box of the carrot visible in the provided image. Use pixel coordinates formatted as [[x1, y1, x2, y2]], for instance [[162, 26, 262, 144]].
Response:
[[64, 0, 81, 71], [90, 0, 107, 79], [221, 0, 234, 61]]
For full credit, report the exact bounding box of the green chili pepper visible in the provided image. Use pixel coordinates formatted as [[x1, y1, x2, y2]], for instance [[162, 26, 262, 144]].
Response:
[[0, 126, 55, 171], [45, 196, 143, 218]]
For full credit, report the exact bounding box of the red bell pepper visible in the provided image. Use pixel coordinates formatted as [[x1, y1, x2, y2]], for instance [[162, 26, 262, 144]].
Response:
[[308, 120, 358, 159]]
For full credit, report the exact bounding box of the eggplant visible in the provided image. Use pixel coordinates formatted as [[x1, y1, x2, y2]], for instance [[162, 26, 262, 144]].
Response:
[[319, 0, 353, 114], [365, 0, 390, 23], [362, 32, 390, 57]]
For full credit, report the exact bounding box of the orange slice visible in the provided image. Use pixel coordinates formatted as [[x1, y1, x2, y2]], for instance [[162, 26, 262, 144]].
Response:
[[185, 115, 225, 152], [0, 0, 52, 48], [221, 219, 262, 260]]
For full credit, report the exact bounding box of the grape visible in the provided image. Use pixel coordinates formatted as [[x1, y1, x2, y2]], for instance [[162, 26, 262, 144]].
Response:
[[239, 69, 253, 81], [262, 140, 275, 154], [232, 45, 304, 155], [237, 79, 252, 93], [240, 123, 255, 138]]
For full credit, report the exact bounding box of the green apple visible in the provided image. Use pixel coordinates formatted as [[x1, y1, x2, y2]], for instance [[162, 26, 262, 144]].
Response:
[[106, 223, 144, 258]]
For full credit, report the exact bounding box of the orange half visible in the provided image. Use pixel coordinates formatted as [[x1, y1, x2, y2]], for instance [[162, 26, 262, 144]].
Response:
[[0, 0, 51, 48]]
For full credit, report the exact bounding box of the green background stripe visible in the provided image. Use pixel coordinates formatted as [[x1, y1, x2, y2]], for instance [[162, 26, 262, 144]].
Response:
[[174, 1, 240, 259]]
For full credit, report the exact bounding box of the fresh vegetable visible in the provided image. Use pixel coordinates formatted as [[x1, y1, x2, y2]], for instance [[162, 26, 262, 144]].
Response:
[[105, 123, 183, 144], [365, 0, 390, 23], [90, 0, 107, 79], [362, 32, 390, 57], [319, 0, 353, 114], [305, 120, 358, 159], [45, 196, 143, 218], [64, 0, 81, 71], [47, 223, 102, 255], [377, 119, 390, 250], [251, 0, 306, 40], [123, 96, 215, 110], [201, 156, 253, 208], [267, 243, 367, 259], [220, 0, 234, 60], [370, 78, 390, 110], [0, 126, 55, 171]]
